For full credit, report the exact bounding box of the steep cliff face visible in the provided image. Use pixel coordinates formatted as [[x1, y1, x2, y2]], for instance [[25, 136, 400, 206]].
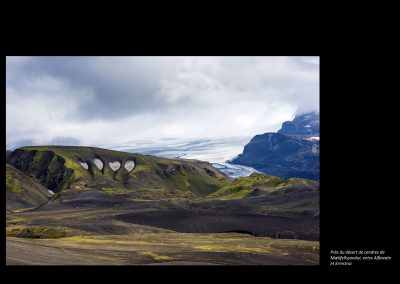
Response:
[[278, 112, 319, 138], [232, 133, 319, 181], [231, 112, 320, 181], [6, 146, 230, 197], [7, 149, 73, 192]]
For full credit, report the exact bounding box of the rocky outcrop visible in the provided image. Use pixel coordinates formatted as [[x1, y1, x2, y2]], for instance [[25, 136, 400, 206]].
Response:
[[7, 149, 73, 192], [278, 112, 319, 138], [231, 112, 320, 181], [232, 133, 319, 180]]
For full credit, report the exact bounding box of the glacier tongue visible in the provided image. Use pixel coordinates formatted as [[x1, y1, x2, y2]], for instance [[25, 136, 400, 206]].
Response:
[[98, 137, 258, 179], [212, 162, 260, 179]]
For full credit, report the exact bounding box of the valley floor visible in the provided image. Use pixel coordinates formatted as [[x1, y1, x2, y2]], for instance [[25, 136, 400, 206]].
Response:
[[6, 190, 319, 265], [6, 232, 319, 265]]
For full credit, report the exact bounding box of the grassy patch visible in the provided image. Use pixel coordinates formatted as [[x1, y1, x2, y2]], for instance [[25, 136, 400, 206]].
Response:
[[6, 217, 28, 224], [131, 164, 154, 174], [100, 187, 131, 195], [209, 173, 283, 199], [10, 208, 35, 213], [6, 231, 320, 265], [6, 225, 85, 239], [193, 244, 270, 254], [6, 171, 23, 194], [276, 178, 318, 189]]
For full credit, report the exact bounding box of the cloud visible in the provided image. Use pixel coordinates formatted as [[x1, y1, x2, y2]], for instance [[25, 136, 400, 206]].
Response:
[[6, 56, 319, 149]]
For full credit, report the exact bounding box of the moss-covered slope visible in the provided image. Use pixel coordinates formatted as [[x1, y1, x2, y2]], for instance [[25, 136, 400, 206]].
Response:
[[7, 146, 229, 197], [209, 172, 319, 199], [6, 164, 53, 211]]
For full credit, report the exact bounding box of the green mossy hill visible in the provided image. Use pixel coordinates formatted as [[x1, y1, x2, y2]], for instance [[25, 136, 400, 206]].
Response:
[[209, 173, 319, 199], [276, 177, 320, 189], [7, 146, 230, 197], [6, 164, 52, 211], [127, 154, 229, 197]]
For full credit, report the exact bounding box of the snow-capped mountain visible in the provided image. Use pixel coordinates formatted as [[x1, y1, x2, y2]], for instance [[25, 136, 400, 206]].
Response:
[[231, 112, 320, 181], [278, 112, 319, 138]]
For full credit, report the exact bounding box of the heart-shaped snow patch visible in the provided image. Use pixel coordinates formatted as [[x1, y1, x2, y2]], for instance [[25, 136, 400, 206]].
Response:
[[93, 158, 104, 171], [124, 160, 135, 172], [109, 161, 121, 172], [79, 161, 88, 170]]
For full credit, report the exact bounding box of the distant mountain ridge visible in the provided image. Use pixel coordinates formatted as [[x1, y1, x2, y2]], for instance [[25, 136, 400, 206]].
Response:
[[231, 112, 320, 181], [278, 112, 319, 138]]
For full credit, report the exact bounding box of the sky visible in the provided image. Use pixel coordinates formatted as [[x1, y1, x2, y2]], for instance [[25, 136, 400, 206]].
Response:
[[6, 56, 319, 149]]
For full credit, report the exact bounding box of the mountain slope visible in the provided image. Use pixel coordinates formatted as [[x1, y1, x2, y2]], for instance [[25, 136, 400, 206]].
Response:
[[6, 146, 230, 198], [209, 172, 318, 199], [6, 163, 53, 211], [231, 133, 319, 180], [278, 112, 319, 138], [6, 146, 320, 246], [231, 112, 320, 180], [209, 173, 284, 199]]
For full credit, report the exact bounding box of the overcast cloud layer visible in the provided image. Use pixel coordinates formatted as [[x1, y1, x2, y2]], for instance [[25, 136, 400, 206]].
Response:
[[6, 56, 319, 149]]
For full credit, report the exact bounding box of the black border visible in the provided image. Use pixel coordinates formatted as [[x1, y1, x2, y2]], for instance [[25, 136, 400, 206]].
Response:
[[2, 49, 394, 276]]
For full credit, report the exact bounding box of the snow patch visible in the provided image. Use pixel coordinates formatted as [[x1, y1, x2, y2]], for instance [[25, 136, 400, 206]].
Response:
[[93, 158, 104, 171], [48, 190, 54, 195], [124, 160, 135, 172], [109, 161, 121, 171], [306, 136, 320, 141], [78, 161, 88, 170]]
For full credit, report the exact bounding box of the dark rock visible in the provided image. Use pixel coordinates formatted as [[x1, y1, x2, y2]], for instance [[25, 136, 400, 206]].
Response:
[[232, 133, 319, 180], [7, 149, 73, 192], [231, 112, 320, 181], [278, 112, 319, 138]]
